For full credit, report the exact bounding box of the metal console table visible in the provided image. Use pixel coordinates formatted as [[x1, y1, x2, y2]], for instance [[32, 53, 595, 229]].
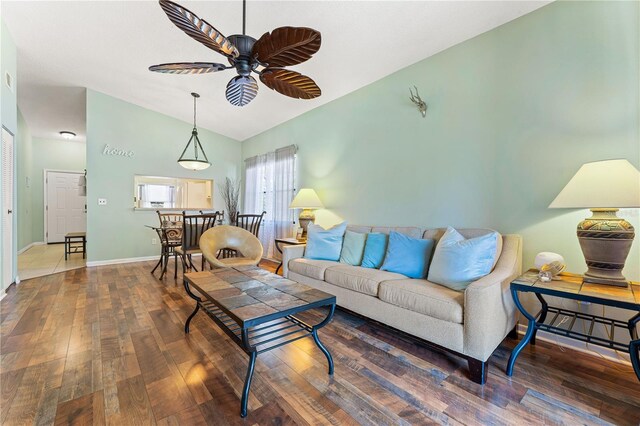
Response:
[[183, 266, 336, 417], [506, 269, 640, 381]]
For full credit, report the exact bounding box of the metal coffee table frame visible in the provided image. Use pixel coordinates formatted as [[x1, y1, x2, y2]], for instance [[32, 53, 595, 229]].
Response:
[[183, 274, 336, 417]]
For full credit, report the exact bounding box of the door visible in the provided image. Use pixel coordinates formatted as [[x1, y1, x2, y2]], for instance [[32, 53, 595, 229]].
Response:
[[2, 128, 14, 291], [45, 171, 86, 243]]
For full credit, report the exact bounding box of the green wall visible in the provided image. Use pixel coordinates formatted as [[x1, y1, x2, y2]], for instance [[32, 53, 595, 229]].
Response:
[[86, 90, 242, 263], [16, 110, 33, 250], [242, 1, 640, 281]]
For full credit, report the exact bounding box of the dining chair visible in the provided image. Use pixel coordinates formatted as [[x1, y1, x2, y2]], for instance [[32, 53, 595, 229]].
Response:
[[176, 211, 219, 274], [154, 211, 183, 279]]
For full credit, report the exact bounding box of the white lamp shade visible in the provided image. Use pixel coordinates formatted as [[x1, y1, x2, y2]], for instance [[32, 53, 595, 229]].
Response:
[[178, 160, 211, 171], [290, 188, 324, 209], [549, 159, 640, 208]]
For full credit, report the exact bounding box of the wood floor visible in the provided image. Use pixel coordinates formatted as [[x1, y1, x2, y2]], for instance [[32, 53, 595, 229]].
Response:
[[1, 260, 639, 425]]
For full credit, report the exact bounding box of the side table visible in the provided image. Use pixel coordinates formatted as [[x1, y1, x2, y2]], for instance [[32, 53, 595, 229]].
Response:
[[274, 237, 306, 274], [506, 269, 640, 381]]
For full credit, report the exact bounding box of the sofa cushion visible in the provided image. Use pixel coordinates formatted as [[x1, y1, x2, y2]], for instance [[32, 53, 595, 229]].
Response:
[[325, 265, 406, 297], [288, 258, 339, 281], [371, 226, 423, 239], [378, 279, 464, 324]]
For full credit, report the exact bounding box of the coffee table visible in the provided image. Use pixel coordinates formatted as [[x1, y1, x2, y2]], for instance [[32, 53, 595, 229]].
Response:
[[183, 266, 337, 417]]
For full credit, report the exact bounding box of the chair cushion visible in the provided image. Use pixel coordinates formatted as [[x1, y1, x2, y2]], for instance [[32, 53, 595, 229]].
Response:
[[288, 258, 339, 280], [380, 232, 435, 279], [304, 222, 348, 261], [339, 230, 367, 266], [324, 265, 406, 297], [378, 279, 464, 324], [217, 257, 260, 267], [427, 227, 500, 291]]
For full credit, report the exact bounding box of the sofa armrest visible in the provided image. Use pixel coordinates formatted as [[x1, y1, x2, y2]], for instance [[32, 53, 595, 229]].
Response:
[[463, 234, 522, 361], [282, 244, 306, 278]]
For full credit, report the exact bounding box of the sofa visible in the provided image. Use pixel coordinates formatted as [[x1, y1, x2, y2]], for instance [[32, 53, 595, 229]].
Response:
[[282, 225, 523, 384]]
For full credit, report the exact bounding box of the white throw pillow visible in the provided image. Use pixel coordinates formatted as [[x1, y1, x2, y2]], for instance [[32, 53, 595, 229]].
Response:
[[428, 227, 501, 291]]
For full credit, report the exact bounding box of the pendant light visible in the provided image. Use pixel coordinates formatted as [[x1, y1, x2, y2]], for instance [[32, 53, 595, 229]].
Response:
[[178, 92, 211, 171]]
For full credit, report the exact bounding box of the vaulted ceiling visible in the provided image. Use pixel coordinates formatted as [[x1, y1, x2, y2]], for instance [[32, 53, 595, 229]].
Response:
[[2, 1, 550, 142]]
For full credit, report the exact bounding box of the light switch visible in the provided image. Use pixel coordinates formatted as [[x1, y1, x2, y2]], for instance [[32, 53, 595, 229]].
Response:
[[98, 198, 107, 205]]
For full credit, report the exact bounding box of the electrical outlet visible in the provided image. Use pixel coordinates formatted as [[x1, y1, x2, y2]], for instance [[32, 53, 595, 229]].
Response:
[[98, 198, 107, 205], [151, 238, 157, 245]]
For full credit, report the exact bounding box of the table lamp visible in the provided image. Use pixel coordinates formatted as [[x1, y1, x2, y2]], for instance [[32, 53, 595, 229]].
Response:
[[289, 188, 324, 237], [549, 159, 640, 287]]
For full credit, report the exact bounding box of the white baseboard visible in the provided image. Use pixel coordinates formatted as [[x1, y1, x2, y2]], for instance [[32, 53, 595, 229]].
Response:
[[517, 324, 631, 366], [86, 255, 160, 267], [17, 241, 45, 255], [86, 253, 203, 268], [0, 292, 6, 301]]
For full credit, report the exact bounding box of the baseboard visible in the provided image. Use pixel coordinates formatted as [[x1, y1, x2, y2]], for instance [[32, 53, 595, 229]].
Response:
[[17, 241, 45, 255], [516, 324, 631, 366], [86, 255, 161, 267], [86, 253, 203, 268]]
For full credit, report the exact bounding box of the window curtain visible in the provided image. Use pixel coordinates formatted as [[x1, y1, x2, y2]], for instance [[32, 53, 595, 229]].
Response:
[[243, 145, 296, 258]]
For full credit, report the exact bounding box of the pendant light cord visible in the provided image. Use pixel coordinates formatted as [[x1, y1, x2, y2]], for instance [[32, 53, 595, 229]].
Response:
[[193, 95, 197, 130], [242, 0, 246, 35]]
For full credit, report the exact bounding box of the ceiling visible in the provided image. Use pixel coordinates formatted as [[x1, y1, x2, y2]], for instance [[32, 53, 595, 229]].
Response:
[[2, 1, 551, 142]]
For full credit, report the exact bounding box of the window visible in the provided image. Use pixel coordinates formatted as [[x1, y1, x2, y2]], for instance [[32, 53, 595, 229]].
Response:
[[244, 145, 296, 258]]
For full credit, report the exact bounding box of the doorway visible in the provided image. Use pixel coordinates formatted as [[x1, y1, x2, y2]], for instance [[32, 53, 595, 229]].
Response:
[[44, 170, 86, 243], [2, 127, 15, 293]]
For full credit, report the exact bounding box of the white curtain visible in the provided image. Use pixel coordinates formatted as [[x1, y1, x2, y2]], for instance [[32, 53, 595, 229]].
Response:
[[243, 145, 296, 258]]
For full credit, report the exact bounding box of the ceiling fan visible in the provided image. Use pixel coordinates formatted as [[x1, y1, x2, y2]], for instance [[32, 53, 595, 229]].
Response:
[[149, 0, 322, 107]]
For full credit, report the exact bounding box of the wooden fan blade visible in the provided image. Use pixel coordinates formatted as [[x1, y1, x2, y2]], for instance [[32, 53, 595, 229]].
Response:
[[226, 75, 259, 107], [149, 62, 228, 74], [252, 27, 321, 67], [260, 69, 321, 100], [159, 0, 239, 58]]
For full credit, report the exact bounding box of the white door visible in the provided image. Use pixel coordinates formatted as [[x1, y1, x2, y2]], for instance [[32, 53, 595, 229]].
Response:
[[45, 171, 86, 243], [2, 128, 14, 291]]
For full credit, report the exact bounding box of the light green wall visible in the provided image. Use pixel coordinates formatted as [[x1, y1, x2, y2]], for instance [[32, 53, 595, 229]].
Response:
[[31, 137, 86, 243], [242, 1, 639, 281], [16, 110, 33, 250], [86, 90, 242, 262], [1, 18, 18, 286]]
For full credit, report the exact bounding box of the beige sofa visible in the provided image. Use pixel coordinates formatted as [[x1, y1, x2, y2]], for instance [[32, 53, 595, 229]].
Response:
[[282, 225, 523, 384]]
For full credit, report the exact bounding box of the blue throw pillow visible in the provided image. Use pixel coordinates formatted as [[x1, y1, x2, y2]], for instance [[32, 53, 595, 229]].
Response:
[[361, 233, 388, 268], [381, 232, 435, 279], [304, 222, 348, 261], [427, 227, 499, 291]]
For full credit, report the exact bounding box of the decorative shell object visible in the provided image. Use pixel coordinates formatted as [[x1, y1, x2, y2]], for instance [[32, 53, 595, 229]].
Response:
[[538, 261, 566, 282], [534, 252, 565, 270]]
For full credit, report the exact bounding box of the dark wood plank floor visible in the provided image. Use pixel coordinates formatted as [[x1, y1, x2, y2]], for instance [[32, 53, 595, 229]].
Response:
[[1, 260, 639, 425]]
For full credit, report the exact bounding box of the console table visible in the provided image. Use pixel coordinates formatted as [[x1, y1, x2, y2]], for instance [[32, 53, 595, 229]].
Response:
[[183, 266, 336, 417], [506, 269, 640, 381]]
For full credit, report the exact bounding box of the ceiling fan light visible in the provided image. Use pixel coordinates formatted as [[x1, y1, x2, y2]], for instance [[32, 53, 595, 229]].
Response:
[[59, 131, 76, 140]]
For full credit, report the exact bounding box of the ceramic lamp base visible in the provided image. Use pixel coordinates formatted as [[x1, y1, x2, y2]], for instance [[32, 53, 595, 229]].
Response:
[[577, 209, 634, 287], [298, 209, 316, 237]]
